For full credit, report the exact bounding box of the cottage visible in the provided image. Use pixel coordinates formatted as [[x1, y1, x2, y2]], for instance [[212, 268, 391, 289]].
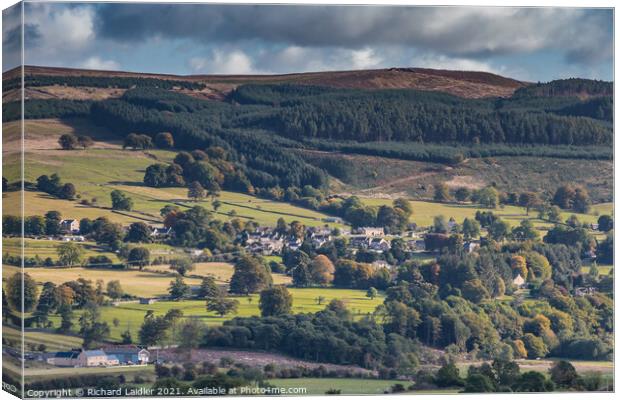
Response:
[[60, 219, 80, 234], [322, 217, 343, 224], [102, 345, 150, 365], [46, 351, 80, 367], [360, 227, 385, 237], [414, 240, 426, 251], [140, 298, 157, 305], [512, 274, 526, 288]]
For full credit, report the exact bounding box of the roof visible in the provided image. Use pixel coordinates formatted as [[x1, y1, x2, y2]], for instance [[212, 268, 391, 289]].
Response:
[[52, 351, 79, 359], [103, 345, 147, 354], [83, 350, 106, 357]]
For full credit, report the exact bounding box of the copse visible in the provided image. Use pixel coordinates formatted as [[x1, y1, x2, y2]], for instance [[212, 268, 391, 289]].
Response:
[[127, 247, 150, 270], [170, 258, 195, 276], [259, 286, 293, 317], [229, 255, 273, 295], [552, 184, 590, 213], [110, 190, 133, 211], [123, 133, 153, 150], [58, 133, 79, 150], [155, 132, 174, 148], [5, 272, 39, 312]]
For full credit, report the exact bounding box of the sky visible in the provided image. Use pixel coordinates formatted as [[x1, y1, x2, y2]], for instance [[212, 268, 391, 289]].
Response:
[[2, 3, 614, 82]]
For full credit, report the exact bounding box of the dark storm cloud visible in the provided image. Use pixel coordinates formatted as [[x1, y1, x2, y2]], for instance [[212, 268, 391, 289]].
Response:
[[93, 4, 613, 65]]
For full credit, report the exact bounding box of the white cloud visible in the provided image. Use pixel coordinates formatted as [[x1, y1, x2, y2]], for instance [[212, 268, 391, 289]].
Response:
[[79, 57, 120, 71], [349, 48, 383, 70], [27, 4, 94, 50], [254, 46, 385, 74], [189, 49, 254, 74]]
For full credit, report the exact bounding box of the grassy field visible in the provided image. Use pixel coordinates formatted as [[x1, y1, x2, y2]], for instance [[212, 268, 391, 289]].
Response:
[[361, 197, 609, 229], [3, 264, 203, 298], [3, 118, 343, 228], [267, 378, 411, 395], [3, 325, 84, 352], [2, 237, 121, 262], [457, 359, 613, 380], [147, 262, 291, 285], [43, 287, 384, 341]]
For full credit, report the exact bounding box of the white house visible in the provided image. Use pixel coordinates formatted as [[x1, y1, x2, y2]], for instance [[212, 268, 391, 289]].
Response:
[[77, 349, 119, 367], [60, 219, 80, 233]]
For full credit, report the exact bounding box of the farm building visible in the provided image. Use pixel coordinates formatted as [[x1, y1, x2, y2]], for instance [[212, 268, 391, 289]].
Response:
[[46, 350, 80, 367], [102, 345, 150, 365]]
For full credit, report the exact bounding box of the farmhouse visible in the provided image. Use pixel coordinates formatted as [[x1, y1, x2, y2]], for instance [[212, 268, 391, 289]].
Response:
[[59, 219, 80, 234], [102, 345, 150, 365], [77, 349, 119, 367], [140, 298, 157, 305]]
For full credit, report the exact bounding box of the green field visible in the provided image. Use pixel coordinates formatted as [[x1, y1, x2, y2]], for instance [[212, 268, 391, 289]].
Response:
[[3, 325, 83, 352], [2, 118, 343, 228], [267, 378, 412, 395], [44, 287, 384, 341], [361, 197, 609, 229], [3, 264, 204, 298], [3, 237, 121, 262]]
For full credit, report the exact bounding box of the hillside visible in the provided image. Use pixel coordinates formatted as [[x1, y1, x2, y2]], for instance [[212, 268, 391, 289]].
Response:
[[3, 65, 527, 101]]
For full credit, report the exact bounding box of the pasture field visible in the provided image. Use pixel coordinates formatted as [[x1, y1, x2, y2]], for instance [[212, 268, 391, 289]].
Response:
[[457, 359, 613, 380], [3, 264, 203, 298], [3, 325, 83, 352], [3, 118, 342, 228], [266, 378, 411, 395], [361, 197, 607, 229], [110, 184, 343, 228], [4, 191, 153, 225], [2, 237, 121, 263], [46, 288, 385, 341], [147, 262, 292, 285], [22, 364, 155, 383]]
